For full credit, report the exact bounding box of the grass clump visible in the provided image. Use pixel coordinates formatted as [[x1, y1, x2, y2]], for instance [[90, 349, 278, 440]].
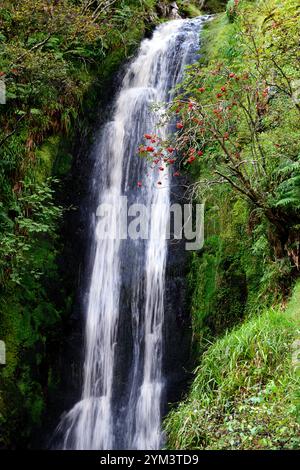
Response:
[[164, 283, 300, 449]]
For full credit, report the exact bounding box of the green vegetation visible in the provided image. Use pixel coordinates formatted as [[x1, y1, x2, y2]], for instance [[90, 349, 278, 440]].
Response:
[[1, 0, 299, 450], [177, 1, 202, 17], [0, 0, 169, 448], [201, 0, 227, 13], [172, 0, 300, 262], [165, 283, 300, 449], [163, 0, 300, 450]]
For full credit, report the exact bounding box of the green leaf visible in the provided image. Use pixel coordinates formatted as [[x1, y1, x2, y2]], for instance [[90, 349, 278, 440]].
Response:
[[30, 108, 42, 115]]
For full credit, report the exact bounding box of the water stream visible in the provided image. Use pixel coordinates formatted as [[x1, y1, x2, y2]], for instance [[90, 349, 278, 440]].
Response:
[[55, 16, 207, 450]]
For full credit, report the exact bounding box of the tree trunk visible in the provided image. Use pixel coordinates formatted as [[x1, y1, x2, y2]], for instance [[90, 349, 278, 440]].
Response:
[[265, 208, 300, 269]]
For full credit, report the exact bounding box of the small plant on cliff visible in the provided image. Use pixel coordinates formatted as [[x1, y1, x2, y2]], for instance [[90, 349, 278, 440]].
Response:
[[226, 0, 240, 22]]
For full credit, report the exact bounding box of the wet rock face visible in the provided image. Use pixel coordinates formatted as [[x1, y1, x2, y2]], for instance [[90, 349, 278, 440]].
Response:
[[163, 173, 192, 409], [169, 2, 181, 19], [156, 2, 168, 17], [157, 1, 182, 19]]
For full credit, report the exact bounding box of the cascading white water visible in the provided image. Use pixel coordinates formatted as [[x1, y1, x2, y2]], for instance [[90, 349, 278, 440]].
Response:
[[55, 16, 207, 450]]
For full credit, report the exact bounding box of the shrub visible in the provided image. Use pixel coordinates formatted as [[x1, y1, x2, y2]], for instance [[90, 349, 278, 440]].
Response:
[[164, 284, 300, 449], [226, 0, 239, 22]]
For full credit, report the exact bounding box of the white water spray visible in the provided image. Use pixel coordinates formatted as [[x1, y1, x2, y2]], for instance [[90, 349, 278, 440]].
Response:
[[55, 16, 207, 450]]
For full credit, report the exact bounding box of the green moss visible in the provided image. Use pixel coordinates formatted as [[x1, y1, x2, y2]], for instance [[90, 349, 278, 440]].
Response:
[[200, 12, 238, 62], [34, 137, 60, 182], [178, 1, 202, 17], [0, 231, 63, 446], [202, 0, 228, 13], [187, 186, 261, 357]]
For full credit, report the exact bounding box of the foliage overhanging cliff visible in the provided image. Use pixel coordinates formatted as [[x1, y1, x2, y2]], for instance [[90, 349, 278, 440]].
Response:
[[163, 0, 300, 450]]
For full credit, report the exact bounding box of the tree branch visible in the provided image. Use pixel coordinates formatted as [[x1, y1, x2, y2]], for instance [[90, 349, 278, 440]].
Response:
[[15, 35, 52, 63], [215, 170, 263, 207], [0, 115, 26, 148]]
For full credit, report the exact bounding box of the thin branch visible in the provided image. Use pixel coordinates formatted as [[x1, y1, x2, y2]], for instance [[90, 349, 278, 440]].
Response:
[[93, 0, 119, 21], [215, 170, 263, 207], [15, 35, 52, 63], [0, 115, 26, 148]]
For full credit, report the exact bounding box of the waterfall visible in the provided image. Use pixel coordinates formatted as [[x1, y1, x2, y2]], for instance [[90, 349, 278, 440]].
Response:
[[55, 16, 207, 451]]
